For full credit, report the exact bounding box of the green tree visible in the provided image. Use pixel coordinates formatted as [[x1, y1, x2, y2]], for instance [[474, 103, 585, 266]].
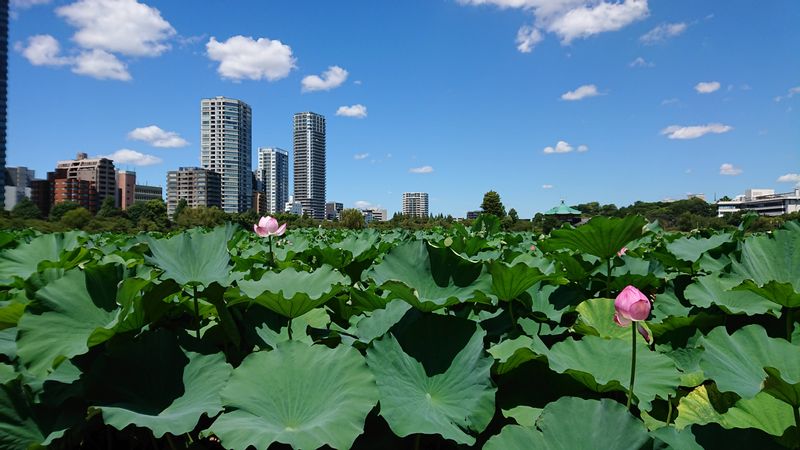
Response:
[[175, 206, 228, 228], [508, 208, 519, 223], [97, 195, 120, 218], [340, 208, 365, 229], [480, 191, 506, 218], [49, 201, 80, 222], [11, 197, 41, 220], [126, 199, 169, 231], [173, 198, 188, 219], [61, 207, 92, 229]]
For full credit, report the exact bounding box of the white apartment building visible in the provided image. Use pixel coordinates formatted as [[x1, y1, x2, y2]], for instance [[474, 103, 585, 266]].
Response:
[[717, 188, 800, 217], [256, 147, 289, 214], [402, 192, 429, 218], [200, 97, 252, 213], [293, 112, 326, 219]]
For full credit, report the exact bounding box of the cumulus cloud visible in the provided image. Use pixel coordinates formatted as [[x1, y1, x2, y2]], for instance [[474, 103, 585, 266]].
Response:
[[336, 104, 368, 118], [458, 0, 648, 50], [409, 165, 434, 174], [301, 66, 349, 92], [639, 22, 687, 44], [719, 163, 742, 176], [56, 0, 175, 57], [16, 35, 70, 66], [72, 49, 131, 81], [101, 149, 162, 166], [543, 140, 569, 154], [629, 56, 654, 68], [577, 144, 589, 152], [353, 153, 369, 160], [775, 86, 800, 102], [777, 173, 800, 184], [542, 184, 554, 189], [354, 200, 375, 209], [128, 125, 188, 148], [695, 81, 721, 94], [516, 25, 543, 53], [561, 84, 601, 101], [206, 35, 296, 81], [661, 123, 733, 139]]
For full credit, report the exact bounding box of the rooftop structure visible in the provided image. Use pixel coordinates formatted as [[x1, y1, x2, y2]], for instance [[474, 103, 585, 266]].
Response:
[[717, 188, 800, 217]]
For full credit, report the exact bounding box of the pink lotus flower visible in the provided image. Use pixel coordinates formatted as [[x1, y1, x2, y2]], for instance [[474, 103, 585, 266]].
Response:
[[530, 245, 537, 252], [614, 285, 651, 326], [617, 246, 628, 257], [253, 216, 286, 237]]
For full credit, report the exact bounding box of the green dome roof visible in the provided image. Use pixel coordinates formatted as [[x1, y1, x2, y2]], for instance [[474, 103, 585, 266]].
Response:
[[544, 200, 581, 215]]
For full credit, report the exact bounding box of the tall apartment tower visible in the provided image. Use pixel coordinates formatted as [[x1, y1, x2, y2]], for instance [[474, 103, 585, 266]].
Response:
[[402, 192, 429, 218], [0, 0, 8, 207], [200, 96, 252, 213], [293, 112, 326, 219], [256, 147, 289, 214]]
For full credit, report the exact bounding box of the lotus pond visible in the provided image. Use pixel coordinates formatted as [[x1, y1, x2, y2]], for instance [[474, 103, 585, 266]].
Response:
[[1, 215, 800, 449]]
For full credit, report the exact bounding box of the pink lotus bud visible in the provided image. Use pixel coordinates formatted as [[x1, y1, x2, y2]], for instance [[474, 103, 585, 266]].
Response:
[[613, 285, 651, 327], [530, 245, 536, 252], [617, 246, 628, 257], [253, 216, 287, 237]]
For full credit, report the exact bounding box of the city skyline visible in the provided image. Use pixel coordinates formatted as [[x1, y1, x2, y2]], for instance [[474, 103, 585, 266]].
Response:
[[6, 1, 799, 217]]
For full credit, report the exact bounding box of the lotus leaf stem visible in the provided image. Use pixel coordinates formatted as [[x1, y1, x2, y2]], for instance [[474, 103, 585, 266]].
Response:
[[794, 406, 800, 445], [606, 258, 612, 298], [626, 323, 637, 411], [786, 307, 794, 343], [193, 285, 200, 339], [508, 300, 516, 329], [414, 434, 421, 450], [288, 317, 293, 340], [166, 434, 178, 450], [666, 395, 673, 425]]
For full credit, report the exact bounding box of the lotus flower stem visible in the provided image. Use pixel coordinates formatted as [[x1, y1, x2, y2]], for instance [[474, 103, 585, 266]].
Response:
[[193, 285, 200, 339], [269, 235, 274, 266], [626, 323, 637, 411]]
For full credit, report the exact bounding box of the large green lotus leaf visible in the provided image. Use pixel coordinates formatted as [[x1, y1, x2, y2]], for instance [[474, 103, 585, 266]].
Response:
[[365, 328, 496, 445], [86, 330, 232, 438], [488, 261, 548, 302], [546, 335, 681, 410], [649, 426, 703, 450], [0, 300, 24, 331], [730, 228, 800, 304], [0, 232, 82, 283], [487, 335, 548, 375], [365, 241, 492, 312], [236, 265, 349, 318], [540, 215, 647, 259], [352, 300, 412, 343], [699, 325, 800, 402], [501, 406, 542, 427], [684, 275, 781, 316], [145, 226, 233, 287], [0, 328, 15, 360], [676, 385, 794, 437], [487, 397, 650, 450], [16, 265, 124, 376], [666, 233, 732, 263], [574, 298, 651, 341], [210, 341, 377, 450], [0, 379, 48, 450]]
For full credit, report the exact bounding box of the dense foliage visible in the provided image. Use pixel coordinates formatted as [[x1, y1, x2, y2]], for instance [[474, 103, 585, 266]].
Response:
[[1, 215, 799, 449]]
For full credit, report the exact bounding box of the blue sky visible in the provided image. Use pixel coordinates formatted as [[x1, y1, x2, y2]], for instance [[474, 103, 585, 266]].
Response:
[[7, 0, 800, 217]]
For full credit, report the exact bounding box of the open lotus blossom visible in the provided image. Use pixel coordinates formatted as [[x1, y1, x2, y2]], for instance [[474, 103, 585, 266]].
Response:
[[617, 246, 628, 257], [254, 216, 286, 237]]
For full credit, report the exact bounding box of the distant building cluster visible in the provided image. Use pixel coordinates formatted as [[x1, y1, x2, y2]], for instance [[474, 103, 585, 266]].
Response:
[[717, 188, 800, 217]]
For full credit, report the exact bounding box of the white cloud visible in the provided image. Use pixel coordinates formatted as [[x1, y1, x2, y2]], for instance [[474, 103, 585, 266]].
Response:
[[719, 163, 742, 176], [353, 153, 369, 160], [206, 35, 296, 81], [629, 56, 654, 68], [56, 0, 175, 57], [543, 140, 576, 154], [516, 25, 543, 53], [777, 173, 800, 184], [336, 104, 368, 118], [458, 0, 648, 49], [17, 35, 71, 66], [101, 149, 162, 166], [639, 22, 687, 45], [577, 144, 589, 152], [354, 200, 374, 209], [128, 125, 188, 148], [561, 84, 601, 101], [661, 123, 733, 140], [661, 98, 679, 106], [409, 165, 434, 174], [695, 81, 721, 94], [542, 184, 554, 189], [72, 49, 131, 81], [775, 86, 800, 102], [301, 66, 349, 92]]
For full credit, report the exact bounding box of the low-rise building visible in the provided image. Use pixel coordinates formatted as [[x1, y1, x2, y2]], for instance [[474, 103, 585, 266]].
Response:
[[134, 184, 163, 203], [166, 167, 221, 218], [325, 202, 343, 220], [284, 195, 303, 215], [361, 207, 388, 222], [717, 188, 800, 217], [466, 210, 481, 220], [4, 166, 35, 210]]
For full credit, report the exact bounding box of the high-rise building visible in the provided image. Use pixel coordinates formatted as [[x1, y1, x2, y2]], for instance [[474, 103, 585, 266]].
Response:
[[4, 167, 35, 210], [117, 170, 136, 210], [402, 192, 429, 218], [293, 112, 326, 219], [166, 167, 221, 217], [0, 1, 7, 207], [201, 96, 252, 213], [325, 201, 343, 220], [256, 147, 289, 214], [52, 153, 116, 213]]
